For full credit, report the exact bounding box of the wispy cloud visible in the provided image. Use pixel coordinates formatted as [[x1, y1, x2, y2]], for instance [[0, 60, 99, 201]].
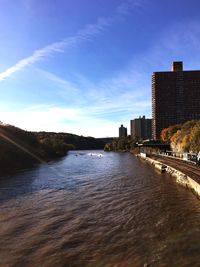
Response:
[[136, 20, 200, 71], [116, 0, 145, 14], [0, 59, 151, 137], [0, 0, 143, 81], [2, 101, 148, 137], [0, 105, 119, 137], [35, 61, 151, 117]]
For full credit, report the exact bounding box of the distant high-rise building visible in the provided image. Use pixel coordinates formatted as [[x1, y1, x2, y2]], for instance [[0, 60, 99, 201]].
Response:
[[152, 61, 200, 139], [130, 116, 152, 140], [119, 124, 127, 138]]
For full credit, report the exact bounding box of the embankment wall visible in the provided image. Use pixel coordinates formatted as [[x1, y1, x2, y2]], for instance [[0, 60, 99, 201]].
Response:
[[138, 154, 200, 199]]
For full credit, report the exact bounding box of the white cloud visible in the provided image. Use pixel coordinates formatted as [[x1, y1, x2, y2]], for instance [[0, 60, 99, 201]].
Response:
[[0, 0, 144, 81], [35, 63, 151, 115], [0, 59, 151, 137], [116, 0, 145, 14], [0, 61, 151, 137], [0, 106, 120, 137]]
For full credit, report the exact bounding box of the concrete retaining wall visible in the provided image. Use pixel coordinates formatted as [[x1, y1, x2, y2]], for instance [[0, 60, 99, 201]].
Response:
[[138, 153, 200, 199]]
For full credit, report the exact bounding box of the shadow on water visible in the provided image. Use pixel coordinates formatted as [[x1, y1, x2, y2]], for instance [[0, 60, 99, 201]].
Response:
[[0, 150, 108, 203], [0, 155, 75, 203], [0, 165, 40, 202]]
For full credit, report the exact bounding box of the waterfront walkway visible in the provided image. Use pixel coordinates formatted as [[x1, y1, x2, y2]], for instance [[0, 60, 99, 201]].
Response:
[[150, 154, 200, 183]]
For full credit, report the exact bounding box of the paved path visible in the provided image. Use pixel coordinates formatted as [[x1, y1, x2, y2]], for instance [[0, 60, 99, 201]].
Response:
[[150, 154, 200, 183]]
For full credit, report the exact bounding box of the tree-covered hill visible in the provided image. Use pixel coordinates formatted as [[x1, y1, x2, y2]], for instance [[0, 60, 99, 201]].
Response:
[[161, 120, 200, 153], [0, 123, 70, 172], [0, 123, 108, 173], [33, 131, 107, 150]]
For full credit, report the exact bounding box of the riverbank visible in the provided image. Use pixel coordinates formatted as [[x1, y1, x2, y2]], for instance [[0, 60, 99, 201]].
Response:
[[137, 153, 200, 199]]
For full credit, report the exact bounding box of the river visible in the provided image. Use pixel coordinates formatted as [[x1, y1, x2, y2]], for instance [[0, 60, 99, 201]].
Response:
[[1, 151, 200, 267]]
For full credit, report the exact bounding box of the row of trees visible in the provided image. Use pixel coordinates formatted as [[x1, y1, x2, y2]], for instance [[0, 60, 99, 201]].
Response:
[[104, 136, 138, 152], [34, 132, 105, 150], [0, 123, 106, 173], [0, 123, 70, 172], [161, 120, 200, 153]]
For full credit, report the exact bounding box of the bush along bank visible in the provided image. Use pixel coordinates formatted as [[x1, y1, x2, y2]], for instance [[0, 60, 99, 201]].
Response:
[[104, 136, 138, 152]]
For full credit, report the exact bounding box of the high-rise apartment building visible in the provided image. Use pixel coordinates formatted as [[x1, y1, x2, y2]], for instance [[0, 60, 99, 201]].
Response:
[[152, 61, 200, 139], [119, 124, 127, 138], [130, 116, 152, 140]]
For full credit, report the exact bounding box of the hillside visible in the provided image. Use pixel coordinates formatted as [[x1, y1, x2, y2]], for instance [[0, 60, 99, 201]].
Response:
[[0, 123, 108, 174], [0, 123, 70, 173], [33, 131, 107, 150], [161, 120, 200, 153]]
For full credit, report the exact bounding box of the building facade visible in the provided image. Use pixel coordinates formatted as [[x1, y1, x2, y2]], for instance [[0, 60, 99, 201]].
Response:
[[152, 61, 200, 139], [130, 116, 152, 140], [119, 124, 127, 138]]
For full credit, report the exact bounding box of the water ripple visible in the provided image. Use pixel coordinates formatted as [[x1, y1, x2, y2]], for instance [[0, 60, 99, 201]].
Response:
[[1, 151, 200, 267]]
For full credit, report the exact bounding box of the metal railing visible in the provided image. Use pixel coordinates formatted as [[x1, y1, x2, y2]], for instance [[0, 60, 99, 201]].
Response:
[[158, 150, 199, 165]]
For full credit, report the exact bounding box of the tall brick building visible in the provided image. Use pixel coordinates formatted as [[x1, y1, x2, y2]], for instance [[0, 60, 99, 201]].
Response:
[[119, 124, 127, 138], [130, 116, 152, 140], [152, 61, 200, 140]]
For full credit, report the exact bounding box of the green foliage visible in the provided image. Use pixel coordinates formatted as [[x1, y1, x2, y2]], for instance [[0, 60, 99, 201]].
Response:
[[104, 135, 137, 152], [40, 137, 69, 157], [0, 123, 108, 174], [35, 132, 105, 150], [0, 124, 72, 173], [0, 124, 42, 172]]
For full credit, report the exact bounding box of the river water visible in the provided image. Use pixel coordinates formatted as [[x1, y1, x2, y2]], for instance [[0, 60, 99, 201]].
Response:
[[1, 151, 200, 267]]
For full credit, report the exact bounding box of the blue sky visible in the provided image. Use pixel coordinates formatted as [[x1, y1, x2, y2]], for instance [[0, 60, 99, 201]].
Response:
[[0, 0, 200, 137]]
